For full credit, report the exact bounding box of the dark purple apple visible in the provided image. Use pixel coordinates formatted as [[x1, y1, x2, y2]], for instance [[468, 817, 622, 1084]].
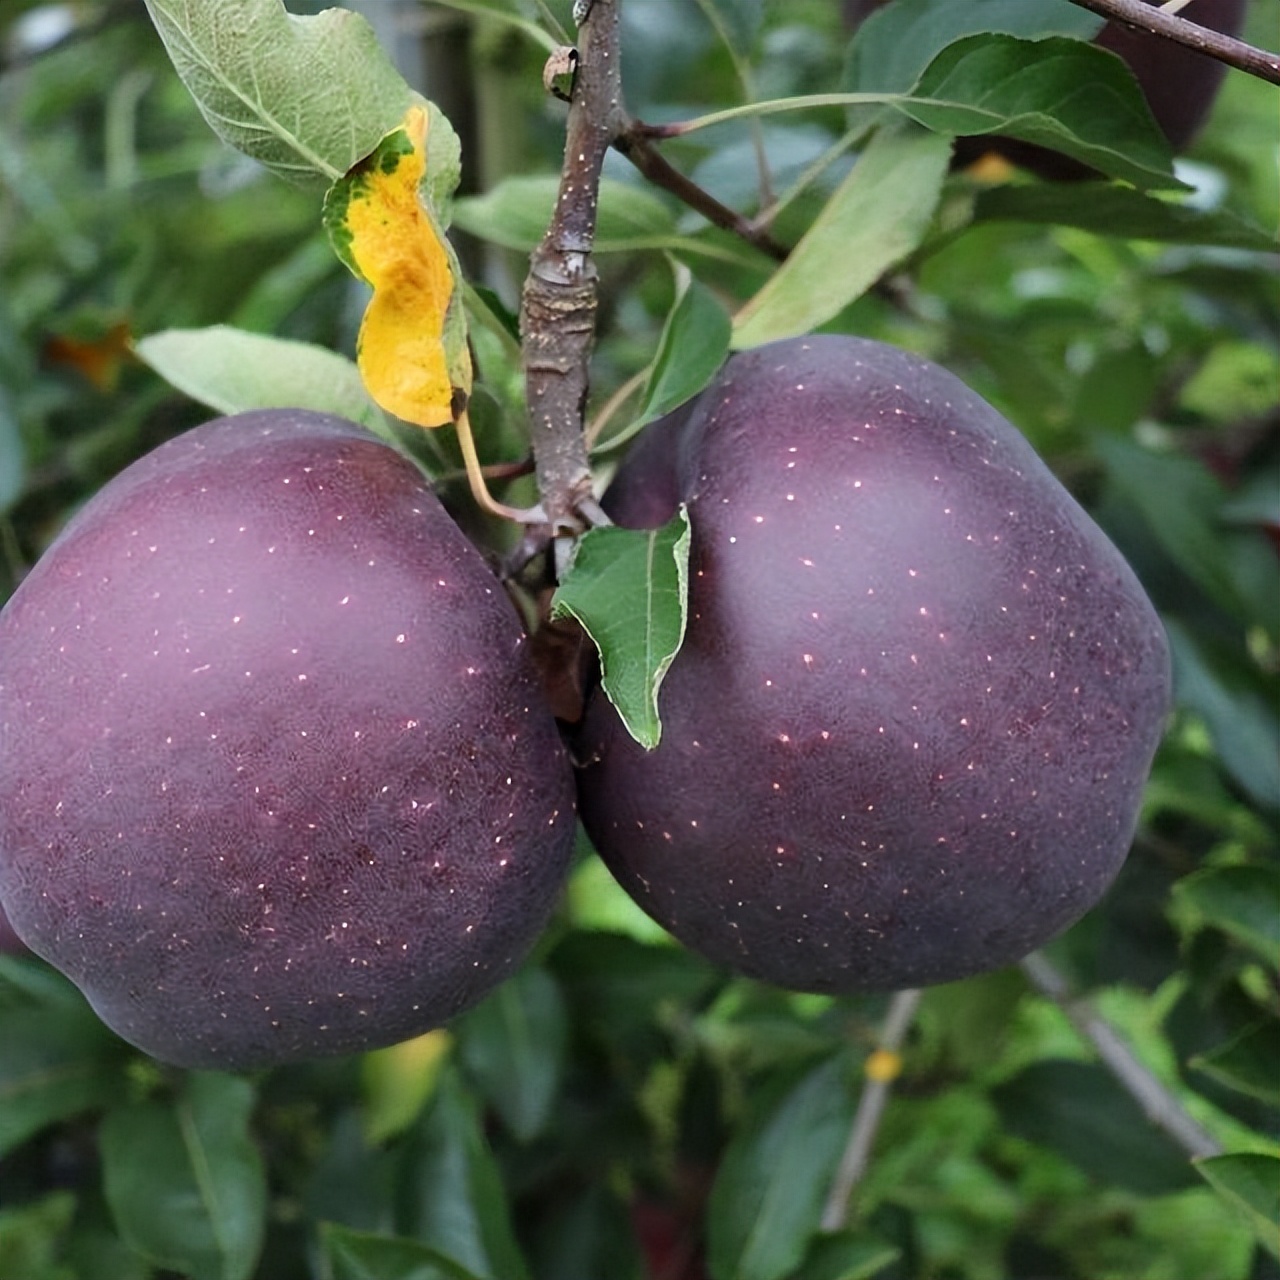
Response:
[[0, 409, 575, 1068], [577, 336, 1170, 993]]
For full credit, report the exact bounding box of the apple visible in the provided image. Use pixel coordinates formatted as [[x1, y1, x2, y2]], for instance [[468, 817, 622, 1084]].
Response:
[[0, 409, 575, 1068], [577, 336, 1171, 992]]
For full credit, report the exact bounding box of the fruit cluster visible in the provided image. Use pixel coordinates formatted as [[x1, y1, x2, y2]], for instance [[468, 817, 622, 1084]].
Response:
[[0, 337, 1171, 1069]]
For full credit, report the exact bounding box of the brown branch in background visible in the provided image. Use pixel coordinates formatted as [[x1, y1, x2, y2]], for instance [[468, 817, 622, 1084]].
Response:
[[821, 987, 922, 1231], [1020, 952, 1224, 1160], [613, 125, 789, 262], [519, 0, 627, 545], [1066, 0, 1280, 84]]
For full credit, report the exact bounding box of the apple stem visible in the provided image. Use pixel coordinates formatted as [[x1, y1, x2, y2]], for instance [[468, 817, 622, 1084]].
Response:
[[821, 987, 923, 1231], [1020, 951, 1224, 1159], [455, 408, 546, 525], [1065, 0, 1280, 84]]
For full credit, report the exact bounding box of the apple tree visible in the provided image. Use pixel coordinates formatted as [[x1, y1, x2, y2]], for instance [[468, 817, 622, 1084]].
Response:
[[0, 2, 1277, 1278]]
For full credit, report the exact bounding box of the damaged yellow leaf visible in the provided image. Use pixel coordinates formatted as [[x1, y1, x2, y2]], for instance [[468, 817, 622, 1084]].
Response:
[[324, 104, 470, 428]]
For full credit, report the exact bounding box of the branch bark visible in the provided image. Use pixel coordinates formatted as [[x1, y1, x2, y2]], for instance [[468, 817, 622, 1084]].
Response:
[[1020, 952, 1224, 1161], [613, 125, 788, 261], [821, 988, 922, 1231], [519, 0, 627, 543], [1066, 0, 1280, 84]]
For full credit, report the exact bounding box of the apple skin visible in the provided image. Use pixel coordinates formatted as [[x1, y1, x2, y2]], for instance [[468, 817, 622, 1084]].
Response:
[[577, 336, 1171, 993], [0, 409, 575, 1069]]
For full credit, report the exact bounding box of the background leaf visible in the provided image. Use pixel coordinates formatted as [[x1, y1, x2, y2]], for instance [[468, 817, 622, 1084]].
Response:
[[319, 1222, 487, 1280], [1171, 865, 1280, 968], [972, 184, 1278, 250], [136, 326, 391, 432], [707, 1054, 857, 1280], [100, 1073, 267, 1280], [902, 35, 1180, 188], [636, 269, 732, 428], [0, 387, 23, 513], [453, 177, 676, 253], [551, 509, 691, 750], [1163, 621, 1280, 812], [1194, 1153, 1280, 1260], [0, 959, 127, 1159], [991, 1060, 1201, 1195], [1190, 1020, 1280, 1106], [362, 1030, 452, 1147], [141, 0, 415, 187], [798, 1231, 900, 1280], [0, 1193, 76, 1280], [456, 966, 567, 1144], [397, 1070, 531, 1280], [697, 0, 766, 60], [843, 0, 1101, 106], [732, 123, 951, 347]]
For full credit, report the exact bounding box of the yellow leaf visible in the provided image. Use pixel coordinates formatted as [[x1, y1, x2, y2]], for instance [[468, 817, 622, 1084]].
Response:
[[326, 105, 470, 428]]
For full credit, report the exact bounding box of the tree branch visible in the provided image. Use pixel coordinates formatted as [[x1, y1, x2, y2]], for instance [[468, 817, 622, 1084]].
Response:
[[1020, 952, 1223, 1161], [821, 988, 922, 1231], [519, 0, 627, 545], [612, 125, 788, 261], [1066, 0, 1280, 85]]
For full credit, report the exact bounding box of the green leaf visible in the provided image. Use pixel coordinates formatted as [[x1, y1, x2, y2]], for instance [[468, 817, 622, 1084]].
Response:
[[305, 1111, 399, 1236], [319, 1222, 486, 1280], [361, 1030, 452, 1147], [798, 1232, 901, 1280], [61, 1214, 160, 1280], [551, 932, 721, 1059], [551, 509, 691, 750], [0, 967, 127, 1159], [100, 1073, 267, 1280], [732, 123, 951, 348], [456, 967, 567, 1144], [135, 326, 393, 434], [698, 0, 765, 59], [1172, 865, 1280, 969], [566, 853, 677, 945], [903, 35, 1180, 189], [141, 0, 416, 187], [1194, 1153, 1280, 1261], [398, 1069, 531, 1280], [1220, 467, 1280, 529], [1097, 437, 1275, 634], [526, 1183, 646, 1280], [973, 184, 1279, 251], [843, 0, 1101, 105], [1163, 621, 1280, 812], [0, 955, 91, 1009], [706, 1054, 856, 1280], [991, 1060, 1200, 1195], [637, 268, 731, 428], [0, 1192, 75, 1280], [1190, 1019, 1280, 1106], [452, 175, 676, 253], [0, 386, 23, 513], [1180, 340, 1280, 424]]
